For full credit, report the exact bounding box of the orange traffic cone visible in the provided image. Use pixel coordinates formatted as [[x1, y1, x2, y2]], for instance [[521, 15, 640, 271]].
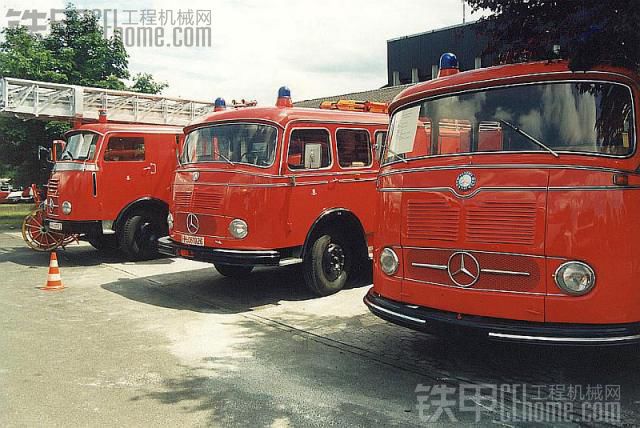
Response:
[[41, 251, 64, 291]]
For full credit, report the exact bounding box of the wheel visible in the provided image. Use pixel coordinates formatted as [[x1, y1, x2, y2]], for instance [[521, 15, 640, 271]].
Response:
[[303, 233, 352, 296], [214, 264, 254, 278], [21, 208, 65, 251], [119, 210, 164, 261], [87, 233, 118, 251]]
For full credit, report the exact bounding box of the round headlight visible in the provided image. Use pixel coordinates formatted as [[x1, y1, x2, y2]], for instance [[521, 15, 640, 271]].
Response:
[[379, 247, 399, 276], [229, 219, 248, 239], [167, 212, 174, 231], [61, 201, 72, 215], [554, 261, 595, 296]]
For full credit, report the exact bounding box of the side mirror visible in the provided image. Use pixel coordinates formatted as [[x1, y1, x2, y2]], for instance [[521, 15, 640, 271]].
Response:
[[38, 146, 51, 163], [52, 140, 66, 162]]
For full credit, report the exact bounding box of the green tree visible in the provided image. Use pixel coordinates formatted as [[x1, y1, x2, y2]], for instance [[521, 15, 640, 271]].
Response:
[[0, 5, 168, 186], [131, 72, 169, 94], [465, 0, 640, 72]]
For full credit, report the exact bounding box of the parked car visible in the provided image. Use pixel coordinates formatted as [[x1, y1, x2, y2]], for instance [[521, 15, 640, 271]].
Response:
[[6, 189, 23, 203]]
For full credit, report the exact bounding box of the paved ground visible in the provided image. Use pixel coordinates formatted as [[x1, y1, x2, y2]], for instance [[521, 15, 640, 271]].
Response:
[[1, 231, 640, 427]]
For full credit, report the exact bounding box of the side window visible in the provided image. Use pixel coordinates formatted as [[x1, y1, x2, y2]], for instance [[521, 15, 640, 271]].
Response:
[[374, 131, 387, 161], [104, 137, 145, 162], [287, 129, 331, 170], [337, 129, 372, 168]]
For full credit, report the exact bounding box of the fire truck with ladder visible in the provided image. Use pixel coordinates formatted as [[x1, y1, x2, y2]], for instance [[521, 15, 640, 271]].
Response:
[[0, 77, 217, 259], [159, 87, 389, 295], [366, 53, 640, 345]]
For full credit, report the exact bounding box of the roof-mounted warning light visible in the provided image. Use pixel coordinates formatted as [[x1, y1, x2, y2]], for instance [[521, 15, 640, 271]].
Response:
[[438, 53, 459, 78], [276, 86, 293, 108], [214, 97, 226, 112], [319, 100, 388, 114], [98, 109, 108, 123]]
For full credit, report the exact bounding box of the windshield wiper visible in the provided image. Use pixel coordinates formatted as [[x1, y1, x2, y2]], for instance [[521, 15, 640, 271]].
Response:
[[499, 119, 559, 158], [59, 150, 74, 161], [386, 148, 408, 163], [212, 149, 234, 165]]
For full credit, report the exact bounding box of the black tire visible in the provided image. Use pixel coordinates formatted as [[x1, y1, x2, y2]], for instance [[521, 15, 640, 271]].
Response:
[[119, 210, 164, 261], [303, 233, 352, 296], [215, 264, 254, 278], [87, 233, 118, 251]]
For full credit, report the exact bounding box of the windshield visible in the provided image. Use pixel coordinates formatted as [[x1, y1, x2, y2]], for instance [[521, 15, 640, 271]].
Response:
[[182, 123, 278, 167], [384, 81, 635, 164], [59, 132, 100, 161]]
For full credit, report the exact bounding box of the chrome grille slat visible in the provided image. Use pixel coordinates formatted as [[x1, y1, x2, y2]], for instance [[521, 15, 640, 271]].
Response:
[[406, 200, 460, 241], [466, 201, 536, 245]]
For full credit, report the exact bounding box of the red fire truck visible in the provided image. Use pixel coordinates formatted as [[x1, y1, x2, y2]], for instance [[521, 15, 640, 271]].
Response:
[[43, 121, 182, 260], [0, 78, 216, 258], [159, 88, 389, 295], [366, 53, 640, 345]]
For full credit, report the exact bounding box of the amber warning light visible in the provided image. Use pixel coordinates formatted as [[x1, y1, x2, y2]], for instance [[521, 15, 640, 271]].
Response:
[[319, 100, 388, 114]]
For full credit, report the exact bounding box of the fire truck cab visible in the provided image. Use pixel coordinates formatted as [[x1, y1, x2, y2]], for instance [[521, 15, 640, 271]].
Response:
[[159, 88, 389, 295], [366, 54, 640, 345], [44, 122, 182, 260]]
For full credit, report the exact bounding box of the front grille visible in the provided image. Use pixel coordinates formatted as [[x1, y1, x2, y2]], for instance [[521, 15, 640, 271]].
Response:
[[404, 247, 543, 294], [174, 212, 226, 237], [406, 200, 460, 241], [47, 178, 59, 196], [174, 191, 191, 210], [192, 189, 224, 210], [466, 200, 536, 246]]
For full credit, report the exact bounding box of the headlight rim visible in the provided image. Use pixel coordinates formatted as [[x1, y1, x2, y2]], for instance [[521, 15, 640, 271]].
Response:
[[553, 260, 596, 296], [167, 212, 174, 231], [228, 218, 248, 239], [380, 247, 399, 276], [61, 200, 72, 215]]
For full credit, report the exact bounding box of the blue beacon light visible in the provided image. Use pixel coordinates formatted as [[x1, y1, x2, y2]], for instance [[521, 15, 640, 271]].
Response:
[[276, 86, 293, 107], [214, 97, 226, 111], [438, 53, 460, 77]]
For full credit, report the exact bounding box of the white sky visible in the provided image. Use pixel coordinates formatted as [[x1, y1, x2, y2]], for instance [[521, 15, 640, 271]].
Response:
[[0, 0, 486, 104]]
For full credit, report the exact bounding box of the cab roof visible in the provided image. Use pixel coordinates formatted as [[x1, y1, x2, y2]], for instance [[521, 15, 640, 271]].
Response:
[[186, 106, 389, 133], [70, 123, 183, 135], [390, 60, 639, 113]]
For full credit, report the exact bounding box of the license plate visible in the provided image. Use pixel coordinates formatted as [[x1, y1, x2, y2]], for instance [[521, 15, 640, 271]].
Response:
[[49, 221, 62, 231], [181, 235, 204, 246]]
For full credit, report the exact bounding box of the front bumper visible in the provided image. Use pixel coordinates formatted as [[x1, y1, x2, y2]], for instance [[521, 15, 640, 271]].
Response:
[[364, 290, 640, 346], [44, 219, 102, 235], [158, 236, 281, 266]]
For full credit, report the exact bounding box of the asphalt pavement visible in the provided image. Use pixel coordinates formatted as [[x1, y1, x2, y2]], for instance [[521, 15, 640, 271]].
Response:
[[1, 231, 639, 427]]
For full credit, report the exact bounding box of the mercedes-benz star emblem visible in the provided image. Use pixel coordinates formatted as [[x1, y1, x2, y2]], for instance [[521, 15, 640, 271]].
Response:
[[456, 171, 476, 191], [447, 251, 480, 287], [186, 213, 200, 234], [192, 171, 200, 181]]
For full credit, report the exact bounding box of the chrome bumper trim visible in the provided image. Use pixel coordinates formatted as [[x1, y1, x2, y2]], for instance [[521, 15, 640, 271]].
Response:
[[488, 332, 640, 343]]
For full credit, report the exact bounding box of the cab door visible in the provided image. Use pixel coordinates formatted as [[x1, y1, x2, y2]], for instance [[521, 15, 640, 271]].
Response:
[[333, 127, 380, 241], [98, 133, 152, 219], [283, 125, 335, 244]]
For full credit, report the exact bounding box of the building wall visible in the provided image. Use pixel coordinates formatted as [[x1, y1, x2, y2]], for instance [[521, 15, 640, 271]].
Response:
[[387, 22, 490, 86]]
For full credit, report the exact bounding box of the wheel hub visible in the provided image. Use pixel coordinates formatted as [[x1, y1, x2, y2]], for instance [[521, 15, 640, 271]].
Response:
[[323, 243, 345, 281]]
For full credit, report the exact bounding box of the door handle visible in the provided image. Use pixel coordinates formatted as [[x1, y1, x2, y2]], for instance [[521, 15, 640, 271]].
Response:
[[143, 163, 157, 174]]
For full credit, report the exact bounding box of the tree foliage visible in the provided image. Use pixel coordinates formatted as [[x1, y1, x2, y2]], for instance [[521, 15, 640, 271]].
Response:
[[0, 5, 168, 186], [465, 0, 640, 73], [131, 73, 168, 95]]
